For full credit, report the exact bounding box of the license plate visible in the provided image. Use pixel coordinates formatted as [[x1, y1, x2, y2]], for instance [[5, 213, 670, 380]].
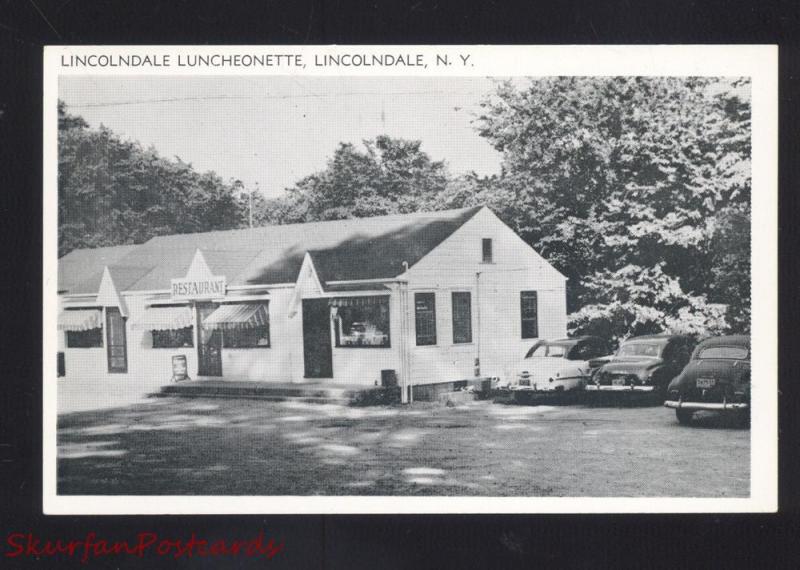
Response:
[[612, 377, 625, 386], [696, 377, 716, 388]]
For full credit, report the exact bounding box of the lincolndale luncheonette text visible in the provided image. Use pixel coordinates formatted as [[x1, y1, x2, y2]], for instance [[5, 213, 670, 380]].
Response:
[[60, 53, 429, 69]]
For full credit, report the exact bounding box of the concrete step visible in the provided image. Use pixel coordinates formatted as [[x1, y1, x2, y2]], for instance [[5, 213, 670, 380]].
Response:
[[152, 380, 398, 406]]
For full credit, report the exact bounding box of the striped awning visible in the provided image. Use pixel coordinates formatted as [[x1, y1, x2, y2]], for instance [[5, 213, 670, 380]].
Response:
[[132, 306, 194, 331], [329, 295, 390, 308], [204, 303, 268, 329], [58, 309, 102, 331]]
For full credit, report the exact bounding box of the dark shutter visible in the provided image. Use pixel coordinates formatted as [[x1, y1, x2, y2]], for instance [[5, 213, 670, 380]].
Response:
[[57, 352, 65, 377], [106, 307, 128, 373], [415, 293, 437, 346], [482, 238, 493, 263], [452, 292, 472, 344], [520, 291, 539, 339]]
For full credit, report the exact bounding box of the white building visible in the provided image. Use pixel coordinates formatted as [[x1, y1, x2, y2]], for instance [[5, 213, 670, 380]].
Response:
[[56, 206, 567, 409]]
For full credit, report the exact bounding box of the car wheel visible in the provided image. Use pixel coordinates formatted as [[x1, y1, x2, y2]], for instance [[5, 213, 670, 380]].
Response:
[[676, 409, 694, 425]]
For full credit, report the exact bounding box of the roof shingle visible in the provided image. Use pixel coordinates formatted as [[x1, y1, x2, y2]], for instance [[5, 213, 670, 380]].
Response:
[[61, 206, 483, 295]]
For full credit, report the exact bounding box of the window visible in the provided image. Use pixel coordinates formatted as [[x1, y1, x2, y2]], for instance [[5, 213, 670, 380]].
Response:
[[526, 342, 571, 359], [520, 291, 538, 339], [482, 238, 493, 263], [415, 292, 437, 346], [207, 303, 270, 349], [618, 342, 664, 358], [106, 307, 127, 373], [223, 324, 270, 348], [334, 297, 391, 348], [451, 292, 472, 344], [66, 327, 103, 348], [698, 346, 748, 360], [152, 327, 194, 349]]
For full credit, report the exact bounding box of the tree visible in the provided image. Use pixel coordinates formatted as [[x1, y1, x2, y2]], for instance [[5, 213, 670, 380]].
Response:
[[475, 77, 751, 339], [58, 102, 246, 256], [259, 135, 451, 222]]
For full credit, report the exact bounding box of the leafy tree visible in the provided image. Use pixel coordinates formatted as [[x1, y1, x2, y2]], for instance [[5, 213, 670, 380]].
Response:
[[58, 102, 246, 257], [475, 77, 751, 339], [259, 135, 450, 222]]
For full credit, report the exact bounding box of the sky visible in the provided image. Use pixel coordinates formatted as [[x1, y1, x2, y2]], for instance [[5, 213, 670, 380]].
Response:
[[59, 76, 506, 199]]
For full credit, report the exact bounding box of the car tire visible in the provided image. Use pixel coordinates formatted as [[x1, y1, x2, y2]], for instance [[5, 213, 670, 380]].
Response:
[[676, 409, 694, 425]]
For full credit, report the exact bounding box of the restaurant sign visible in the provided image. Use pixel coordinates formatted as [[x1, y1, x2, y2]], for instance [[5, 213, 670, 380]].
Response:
[[171, 276, 227, 300]]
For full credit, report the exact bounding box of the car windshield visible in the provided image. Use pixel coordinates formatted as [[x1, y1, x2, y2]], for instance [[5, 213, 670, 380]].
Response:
[[617, 342, 663, 358], [698, 346, 748, 360], [528, 343, 570, 358]]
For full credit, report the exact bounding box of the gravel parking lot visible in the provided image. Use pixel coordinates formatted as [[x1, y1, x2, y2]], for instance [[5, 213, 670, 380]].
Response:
[[58, 397, 749, 497]]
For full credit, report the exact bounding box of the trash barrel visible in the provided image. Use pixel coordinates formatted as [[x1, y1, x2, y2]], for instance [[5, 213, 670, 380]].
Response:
[[381, 369, 398, 387]]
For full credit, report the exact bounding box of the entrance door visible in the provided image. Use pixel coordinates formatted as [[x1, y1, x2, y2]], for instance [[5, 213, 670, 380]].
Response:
[[302, 299, 333, 378], [197, 303, 222, 377]]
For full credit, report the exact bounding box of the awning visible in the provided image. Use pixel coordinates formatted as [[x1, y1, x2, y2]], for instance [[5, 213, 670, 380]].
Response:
[[58, 309, 102, 331], [329, 295, 390, 308], [204, 303, 268, 329], [132, 306, 194, 331]]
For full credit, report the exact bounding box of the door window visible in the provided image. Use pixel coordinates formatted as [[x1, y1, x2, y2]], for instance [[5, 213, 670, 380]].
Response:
[[106, 307, 127, 373], [415, 293, 437, 346]]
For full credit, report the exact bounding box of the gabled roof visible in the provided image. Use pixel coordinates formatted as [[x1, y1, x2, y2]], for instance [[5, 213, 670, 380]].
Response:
[[62, 206, 484, 295], [58, 244, 139, 294]]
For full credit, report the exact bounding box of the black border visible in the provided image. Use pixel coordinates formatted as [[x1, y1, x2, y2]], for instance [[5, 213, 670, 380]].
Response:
[[2, 1, 799, 567]]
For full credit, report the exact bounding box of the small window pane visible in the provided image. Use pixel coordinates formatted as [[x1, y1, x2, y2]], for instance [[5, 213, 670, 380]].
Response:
[[520, 291, 538, 339], [482, 238, 493, 263], [452, 292, 472, 344], [415, 293, 437, 346], [152, 327, 194, 348]]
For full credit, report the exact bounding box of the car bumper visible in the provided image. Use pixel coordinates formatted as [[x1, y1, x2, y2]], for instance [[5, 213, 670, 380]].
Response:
[[585, 385, 655, 392], [663, 399, 749, 411], [509, 382, 582, 392]]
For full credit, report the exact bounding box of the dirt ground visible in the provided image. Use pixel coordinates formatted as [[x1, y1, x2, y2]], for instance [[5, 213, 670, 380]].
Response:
[[57, 397, 750, 497]]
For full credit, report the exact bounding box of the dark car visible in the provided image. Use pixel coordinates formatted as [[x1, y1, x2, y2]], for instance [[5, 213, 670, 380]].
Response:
[[664, 335, 750, 425], [586, 334, 696, 398]]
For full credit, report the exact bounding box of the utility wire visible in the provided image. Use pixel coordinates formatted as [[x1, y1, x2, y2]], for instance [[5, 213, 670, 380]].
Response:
[[66, 90, 490, 109]]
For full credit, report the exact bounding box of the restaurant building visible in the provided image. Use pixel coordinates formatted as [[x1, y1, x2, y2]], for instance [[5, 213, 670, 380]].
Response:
[[57, 206, 567, 407]]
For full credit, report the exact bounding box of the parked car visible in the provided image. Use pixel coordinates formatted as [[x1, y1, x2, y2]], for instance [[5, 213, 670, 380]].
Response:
[[664, 335, 750, 425], [508, 336, 612, 394], [586, 335, 696, 398]]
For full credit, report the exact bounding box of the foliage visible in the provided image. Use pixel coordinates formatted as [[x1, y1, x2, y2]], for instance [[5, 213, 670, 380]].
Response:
[[58, 77, 752, 339], [474, 77, 751, 336], [255, 135, 450, 222], [58, 101, 245, 257]]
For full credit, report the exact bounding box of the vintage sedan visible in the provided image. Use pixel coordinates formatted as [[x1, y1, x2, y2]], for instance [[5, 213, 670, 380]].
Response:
[[508, 336, 612, 395], [586, 334, 696, 397], [664, 335, 750, 425]]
